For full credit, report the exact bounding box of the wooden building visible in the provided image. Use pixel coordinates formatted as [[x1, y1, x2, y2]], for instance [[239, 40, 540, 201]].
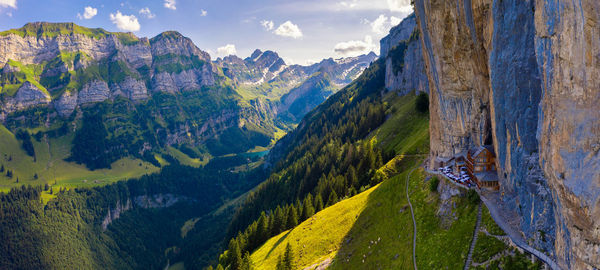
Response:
[[467, 145, 499, 190]]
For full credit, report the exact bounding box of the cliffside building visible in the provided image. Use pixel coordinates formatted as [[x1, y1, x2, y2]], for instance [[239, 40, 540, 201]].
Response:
[[435, 145, 500, 190]]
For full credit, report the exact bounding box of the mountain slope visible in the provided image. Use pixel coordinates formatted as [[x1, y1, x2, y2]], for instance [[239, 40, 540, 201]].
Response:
[[0, 22, 376, 190]]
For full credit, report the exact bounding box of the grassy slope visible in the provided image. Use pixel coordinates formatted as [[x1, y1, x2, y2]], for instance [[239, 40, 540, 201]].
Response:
[[250, 178, 377, 269], [248, 90, 433, 269], [0, 124, 159, 193]]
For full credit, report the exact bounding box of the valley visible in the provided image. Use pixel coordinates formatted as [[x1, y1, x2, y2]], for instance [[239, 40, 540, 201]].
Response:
[[0, 0, 598, 269]]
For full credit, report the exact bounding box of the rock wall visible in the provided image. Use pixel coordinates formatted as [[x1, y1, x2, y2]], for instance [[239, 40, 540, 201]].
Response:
[[415, 0, 599, 268], [535, 0, 600, 268], [101, 193, 190, 230], [0, 25, 216, 117], [380, 14, 429, 95]]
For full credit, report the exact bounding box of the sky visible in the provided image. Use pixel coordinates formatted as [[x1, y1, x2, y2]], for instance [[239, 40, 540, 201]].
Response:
[[0, 0, 412, 65]]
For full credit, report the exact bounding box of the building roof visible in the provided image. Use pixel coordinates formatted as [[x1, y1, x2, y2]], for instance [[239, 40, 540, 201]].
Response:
[[436, 156, 455, 163], [471, 145, 495, 158], [475, 171, 499, 182]]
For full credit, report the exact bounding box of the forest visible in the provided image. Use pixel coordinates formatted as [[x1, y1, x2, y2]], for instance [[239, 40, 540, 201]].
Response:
[[0, 158, 267, 269], [213, 58, 406, 269]]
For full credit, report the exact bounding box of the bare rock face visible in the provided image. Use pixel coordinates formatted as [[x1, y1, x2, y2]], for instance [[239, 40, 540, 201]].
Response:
[[54, 90, 78, 117], [415, 0, 599, 268], [11, 82, 51, 110], [380, 13, 429, 95], [0, 24, 217, 118], [113, 77, 148, 101], [149, 31, 211, 62], [152, 66, 214, 93], [380, 13, 417, 57], [535, 0, 600, 268], [415, 0, 493, 163], [78, 80, 111, 104]]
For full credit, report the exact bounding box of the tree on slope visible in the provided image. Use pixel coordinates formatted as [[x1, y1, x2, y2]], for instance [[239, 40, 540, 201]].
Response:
[[228, 239, 242, 270]]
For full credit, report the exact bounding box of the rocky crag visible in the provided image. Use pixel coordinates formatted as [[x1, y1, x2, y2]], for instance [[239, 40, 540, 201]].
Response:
[[414, 0, 599, 268], [380, 13, 429, 95]]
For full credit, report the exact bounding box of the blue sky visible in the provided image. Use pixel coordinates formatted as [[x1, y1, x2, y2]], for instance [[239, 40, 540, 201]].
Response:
[[0, 0, 412, 65]]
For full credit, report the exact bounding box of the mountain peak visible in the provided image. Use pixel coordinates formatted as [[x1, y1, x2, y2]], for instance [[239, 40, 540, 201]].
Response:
[[250, 49, 263, 60], [150, 31, 187, 43]]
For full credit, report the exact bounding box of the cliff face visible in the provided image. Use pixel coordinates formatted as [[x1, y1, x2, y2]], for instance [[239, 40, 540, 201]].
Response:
[[415, 0, 599, 268], [380, 13, 429, 95], [0, 23, 216, 117], [535, 0, 600, 268]]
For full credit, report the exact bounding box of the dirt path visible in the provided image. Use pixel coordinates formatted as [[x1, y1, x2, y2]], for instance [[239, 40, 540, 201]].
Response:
[[464, 202, 482, 270], [480, 195, 563, 270], [406, 167, 418, 270]]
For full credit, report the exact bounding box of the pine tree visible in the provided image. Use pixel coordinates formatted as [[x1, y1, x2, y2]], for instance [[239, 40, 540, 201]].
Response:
[[276, 255, 284, 270], [282, 243, 294, 270], [327, 190, 338, 206], [273, 206, 285, 234], [228, 239, 243, 270], [34, 173, 38, 180], [206, 266, 214, 270], [0, 164, 4, 172], [216, 265, 224, 270], [286, 205, 298, 229], [314, 194, 324, 212], [44, 183, 49, 191], [301, 195, 315, 221], [347, 165, 358, 188], [256, 211, 269, 244], [241, 252, 252, 270]]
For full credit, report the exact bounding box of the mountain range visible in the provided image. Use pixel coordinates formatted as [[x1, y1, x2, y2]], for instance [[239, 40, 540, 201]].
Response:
[[0, 1, 598, 269], [0, 22, 376, 171]]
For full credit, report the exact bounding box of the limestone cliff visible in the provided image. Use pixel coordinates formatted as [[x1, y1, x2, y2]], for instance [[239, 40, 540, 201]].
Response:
[[414, 0, 599, 268], [0, 23, 216, 117], [535, 0, 600, 268], [380, 13, 429, 95]]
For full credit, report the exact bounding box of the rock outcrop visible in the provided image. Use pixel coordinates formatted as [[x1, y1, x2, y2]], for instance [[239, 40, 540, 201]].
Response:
[[414, 0, 599, 268], [380, 13, 429, 95], [0, 23, 216, 117], [2, 82, 51, 115], [101, 193, 191, 230]]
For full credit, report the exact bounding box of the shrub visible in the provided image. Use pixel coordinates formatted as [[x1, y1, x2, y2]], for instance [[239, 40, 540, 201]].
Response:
[[467, 189, 480, 205], [415, 92, 429, 113], [429, 176, 440, 192]]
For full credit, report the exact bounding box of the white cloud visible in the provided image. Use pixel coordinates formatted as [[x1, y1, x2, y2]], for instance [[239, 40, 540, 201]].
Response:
[[0, 0, 16, 8], [391, 16, 402, 26], [334, 35, 377, 57], [274, 21, 303, 39], [200, 9, 207, 16], [387, 0, 412, 13], [109, 11, 140, 32], [364, 14, 405, 36], [216, 44, 237, 58], [370, 14, 389, 35], [260, 20, 274, 31], [164, 0, 176, 10], [338, 0, 358, 8], [77, 6, 97, 20], [139, 7, 155, 19]]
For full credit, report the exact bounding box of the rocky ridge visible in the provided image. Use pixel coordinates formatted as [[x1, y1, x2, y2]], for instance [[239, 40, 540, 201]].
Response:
[[0, 23, 216, 118]]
